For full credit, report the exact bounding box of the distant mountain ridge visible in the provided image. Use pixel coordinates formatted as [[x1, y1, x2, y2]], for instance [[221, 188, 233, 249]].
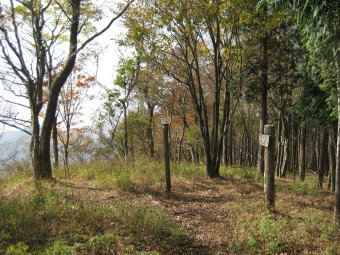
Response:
[[0, 130, 30, 145]]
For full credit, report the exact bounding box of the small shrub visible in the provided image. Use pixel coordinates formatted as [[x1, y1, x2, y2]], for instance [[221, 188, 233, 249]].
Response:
[[172, 163, 205, 178], [222, 167, 256, 180], [303, 212, 338, 241], [43, 240, 76, 255], [82, 234, 117, 254], [114, 171, 134, 190], [114, 204, 185, 245], [6, 242, 31, 255], [243, 213, 290, 254], [290, 181, 320, 195], [324, 246, 340, 255]]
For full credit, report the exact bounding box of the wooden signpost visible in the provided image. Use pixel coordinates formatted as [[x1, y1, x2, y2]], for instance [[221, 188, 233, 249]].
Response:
[[163, 123, 171, 193], [261, 125, 275, 211]]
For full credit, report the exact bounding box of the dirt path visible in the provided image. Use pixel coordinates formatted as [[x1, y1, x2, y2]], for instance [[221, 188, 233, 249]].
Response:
[[143, 177, 264, 254], [50, 176, 265, 254]]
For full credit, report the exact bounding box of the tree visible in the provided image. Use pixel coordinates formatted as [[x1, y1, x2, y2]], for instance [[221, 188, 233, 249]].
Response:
[[126, 0, 243, 178], [114, 56, 140, 160], [95, 88, 123, 159], [0, 0, 132, 180], [57, 62, 95, 169]]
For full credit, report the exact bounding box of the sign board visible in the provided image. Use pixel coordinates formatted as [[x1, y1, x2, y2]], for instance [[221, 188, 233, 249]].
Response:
[[259, 134, 270, 147]]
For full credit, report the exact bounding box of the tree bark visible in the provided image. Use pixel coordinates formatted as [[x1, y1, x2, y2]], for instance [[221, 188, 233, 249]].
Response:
[[52, 119, 59, 169], [256, 35, 268, 179], [318, 127, 328, 189], [264, 125, 275, 212], [328, 127, 336, 191], [146, 103, 155, 159], [299, 126, 306, 181], [123, 101, 129, 160], [334, 56, 340, 224]]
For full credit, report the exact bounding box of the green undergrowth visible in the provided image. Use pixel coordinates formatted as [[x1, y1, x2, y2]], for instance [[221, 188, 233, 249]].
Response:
[[55, 160, 206, 191], [230, 211, 339, 255], [0, 185, 188, 254], [288, 180, 322, 196], [221, 167, 257, 181], [0, 169, 31, 189]]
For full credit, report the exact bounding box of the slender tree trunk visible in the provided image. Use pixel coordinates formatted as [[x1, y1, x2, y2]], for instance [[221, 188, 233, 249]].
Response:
[[229, 124, 233, 165], [282, 118, 291, 178], [256, 35, 268, 179], [334, 56, 340, 223], [264, 125, 275, 211], [318, 127, 328, 189], [328, 127, 336, 191], [291, 122, 298, 179], [177, 121, 186, 163], [146, 103, 155, 159], [276, 116, 282, 177], [64, 145, 69, 168], [299, 126, 306, 181], [223, 132, 228, 166], [52, 119, 59, 169], [123, 101, 128, 160]]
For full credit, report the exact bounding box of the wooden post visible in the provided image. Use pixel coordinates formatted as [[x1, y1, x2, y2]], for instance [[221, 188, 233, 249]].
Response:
[[260, 125, 275, 211], [163, 123, 171, 193]]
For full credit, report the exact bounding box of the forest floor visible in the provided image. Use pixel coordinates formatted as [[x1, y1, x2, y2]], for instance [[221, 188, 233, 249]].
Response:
[[1, 162, 339, 254]]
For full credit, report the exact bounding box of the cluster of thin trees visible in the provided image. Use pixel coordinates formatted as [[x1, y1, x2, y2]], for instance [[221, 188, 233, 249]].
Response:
[[0, 0, 339, 222]]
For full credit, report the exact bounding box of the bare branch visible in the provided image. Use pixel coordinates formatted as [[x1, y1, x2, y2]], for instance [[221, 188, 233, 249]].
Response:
[[0, 95, 29, 109], [0, 120, 31, 135], [55, 1, 72, 21], [76, 0, 134, 54]]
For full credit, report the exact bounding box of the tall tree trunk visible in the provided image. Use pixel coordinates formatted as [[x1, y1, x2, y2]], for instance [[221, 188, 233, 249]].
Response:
[[123, 101, 128, 160], [223, 88, 231, 166], [334, 56, 340, 223], [276, 116, 282, 177], [146, 103, 155, 159], [223, 132, 228, 166], [229, 124, 233, 165], [177, 121, 186, 163], [282, 117, 291, 178], [291, 122, 298, 179], [318, 127, 328, 188], [299, 126, 306, 181], [52, 119, 59, 169], [256, 35, 268, 179], [328, 127, 336, 191]]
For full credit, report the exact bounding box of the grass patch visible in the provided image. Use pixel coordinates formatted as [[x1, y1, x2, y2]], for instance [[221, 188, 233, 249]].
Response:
[[221, 167, 256, 180], [289, 180, 321, 196], [0, 184, 188, 254], [56, 160, 206, 191], [0, 169, 31, 190], [302, 211, 338, 242], [243, 213, 291, 254], [240, 211, 339, 255]]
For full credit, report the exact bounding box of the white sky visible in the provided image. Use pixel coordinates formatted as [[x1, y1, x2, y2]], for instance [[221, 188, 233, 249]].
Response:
[[81, 19, 127, 127]]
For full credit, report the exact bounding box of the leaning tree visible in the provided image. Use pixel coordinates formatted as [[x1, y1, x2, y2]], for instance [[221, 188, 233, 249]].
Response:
[[0, 0, 132, 180]]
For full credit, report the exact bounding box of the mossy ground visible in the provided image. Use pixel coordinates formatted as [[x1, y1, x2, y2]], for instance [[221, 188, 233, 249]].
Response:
[[0, 160, 339, 254]]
